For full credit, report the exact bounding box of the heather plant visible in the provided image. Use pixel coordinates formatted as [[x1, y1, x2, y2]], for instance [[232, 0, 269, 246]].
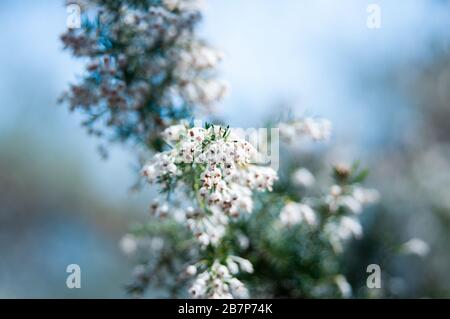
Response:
[[61, 0, 227, 150], [62, 0, 378, 298]]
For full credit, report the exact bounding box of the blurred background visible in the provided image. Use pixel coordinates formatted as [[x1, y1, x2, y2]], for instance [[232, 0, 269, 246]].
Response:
[[0, 0, 449, 297]]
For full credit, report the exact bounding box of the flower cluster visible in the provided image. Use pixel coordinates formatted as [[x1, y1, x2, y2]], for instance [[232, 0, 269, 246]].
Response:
[[268, 160, 379, 297], [325, 184, 379, 215], [279, 117, 332, 142], [322, 181, 379, 252], [141, 123, 277, 296], [279, 202, 317, 227], [187, 258, 252, 298], [143, 124, 278, 245], [61, 0, 227, 147], [279, 184, 378, 230], [279, 163, 379, 254], [325, 215, 363, 250]]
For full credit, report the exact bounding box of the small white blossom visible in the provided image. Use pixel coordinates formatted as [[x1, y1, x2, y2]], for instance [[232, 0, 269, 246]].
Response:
[[198, 233, 210, 246], [150, 237, 165, 251], [326, 184, 378, 214], [352, 187, 380, 205], [226, 258, 239, 275], [401, 238, 430, 257], [292, 168, 315, 187], [334, 275, 352, 298], [186, 265, 197, 276], [237, 234, 250, 250], [229, 256, 254, 274], [280, 202, 317, 227], [325, 217, 363, 253], [229, 278, 249, 298], [149, 199, 171, 218], [161, 124, 187, 143], [301, 118, 332, 141], [341, 196, 363, 214], [279, 117, 332, 142], [340, 216, 363, 239], [119, 234, 138, 255], [188, 260, 250, 299]]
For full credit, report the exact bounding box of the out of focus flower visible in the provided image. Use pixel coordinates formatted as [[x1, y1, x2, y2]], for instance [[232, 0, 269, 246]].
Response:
[[401, 238, 430, 257], [334, 275, 352, 298], [291, 168, 315, 187], [186, 265, 197, 276], [189, 259, 251, 298], [119, 234, 138, 255], [339, 216, 363, 239], [325, 216, 363, 253], [149, 237, 165, 251], [352, 187, 380, 205], [279, 117, 332, 142], [325, 184, 379, 214], [279, 202, 317, 227]]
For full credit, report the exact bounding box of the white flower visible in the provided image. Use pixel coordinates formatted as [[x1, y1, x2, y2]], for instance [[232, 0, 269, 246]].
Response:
[[119, 234, 138, 255], [183, 79, 229, 106], [216, 265, 230, 278], [186, 265, 197, 276], [401, 238, 430, 257], [159, 202, 169, 216], [239, 259, 254, 274], [189, 283, 206, 298], [279, 202, 317, 227], [341, 196, 363, 214], [163, 0, 179, 11], [161, 124, 186, 143], [280, 203, 302, 226], [189, 260, 251, 299], [326, 185, 377, 214], [144, 124, 278, 246], [149, 199, 171, 218], [339, 216, 363, 239], [301, 204, 317, 226], [292, 168, 315, 187], [278, 123, 296, 142], [123, 12, 137, 25], [150, 237, 165, 251], [325, 217, 363, 253], [237, 234, 250, 249], [229, 278, 249, 298], [142, 165, 158, 183], [334, 275, 352, 298], [301, 118, 332, 141], [226, 258, 239, 275], [142, 152, 179, 183], [330, 184, 342, 196], [279, 117, 332, 142], [198, 233, 210, 246], [229, 256, 254, 273], [352, 187, 380, 205], [196, 46, 224, 68]]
